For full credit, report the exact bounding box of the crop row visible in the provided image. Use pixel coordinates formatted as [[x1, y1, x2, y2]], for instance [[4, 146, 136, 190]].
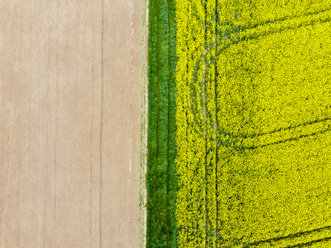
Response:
[[175, 0, 221, 247]]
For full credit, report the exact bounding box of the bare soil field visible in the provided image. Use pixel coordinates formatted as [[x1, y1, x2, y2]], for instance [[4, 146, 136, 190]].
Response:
[[0, 1, 147, 247]]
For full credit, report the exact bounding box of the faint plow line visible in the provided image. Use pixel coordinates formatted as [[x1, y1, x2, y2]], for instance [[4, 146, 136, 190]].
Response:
[[202, 0, 208, 246], [284, 236, 331, 248], [243, 127, 330, 150], [214, 0, 219, 247], [232, 117, 330, 139], [218, 7, 331, 37], [243, 225, 331, 247], [216, 16, 331, 57], [194, 14, 331, 70], [213, 125, 330, 151]]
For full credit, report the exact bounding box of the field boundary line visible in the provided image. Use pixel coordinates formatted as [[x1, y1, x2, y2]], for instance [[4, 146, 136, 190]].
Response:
[[138, 0, 148, 247]]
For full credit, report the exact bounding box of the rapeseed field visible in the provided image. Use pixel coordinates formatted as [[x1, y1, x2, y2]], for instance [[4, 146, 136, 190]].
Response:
[[147, 0, 331, 247]]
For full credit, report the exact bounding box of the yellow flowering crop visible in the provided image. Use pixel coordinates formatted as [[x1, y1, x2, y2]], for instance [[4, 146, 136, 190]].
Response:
[[175, 0, 331, 247]]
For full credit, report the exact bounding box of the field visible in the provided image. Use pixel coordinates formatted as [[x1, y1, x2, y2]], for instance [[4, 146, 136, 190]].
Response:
[[1, 0, 329, 247], [147, 0, 331, 247], [0, 0, 147, 247]]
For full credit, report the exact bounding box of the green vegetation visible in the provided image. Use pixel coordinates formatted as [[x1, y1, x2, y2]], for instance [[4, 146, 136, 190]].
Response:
[[147, 0, 331, 247], [146, 0, 177, 247]]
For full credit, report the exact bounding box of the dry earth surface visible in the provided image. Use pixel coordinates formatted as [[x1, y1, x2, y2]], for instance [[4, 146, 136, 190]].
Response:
[[0, 0, 147, 247]]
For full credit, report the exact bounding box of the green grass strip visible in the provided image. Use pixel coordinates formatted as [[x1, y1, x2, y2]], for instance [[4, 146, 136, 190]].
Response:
[[146, 0, 177, 247]]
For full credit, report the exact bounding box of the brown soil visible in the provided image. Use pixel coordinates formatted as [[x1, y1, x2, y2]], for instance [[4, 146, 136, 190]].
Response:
[[0, 0, 147, 247]]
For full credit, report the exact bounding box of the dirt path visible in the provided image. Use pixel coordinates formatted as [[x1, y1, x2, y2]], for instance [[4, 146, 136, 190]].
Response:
[[0, 0, 147, 247]]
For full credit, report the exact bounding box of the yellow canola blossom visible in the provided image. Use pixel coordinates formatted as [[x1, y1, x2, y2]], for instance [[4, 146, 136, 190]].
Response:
[[175, 0, 331, 247]]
